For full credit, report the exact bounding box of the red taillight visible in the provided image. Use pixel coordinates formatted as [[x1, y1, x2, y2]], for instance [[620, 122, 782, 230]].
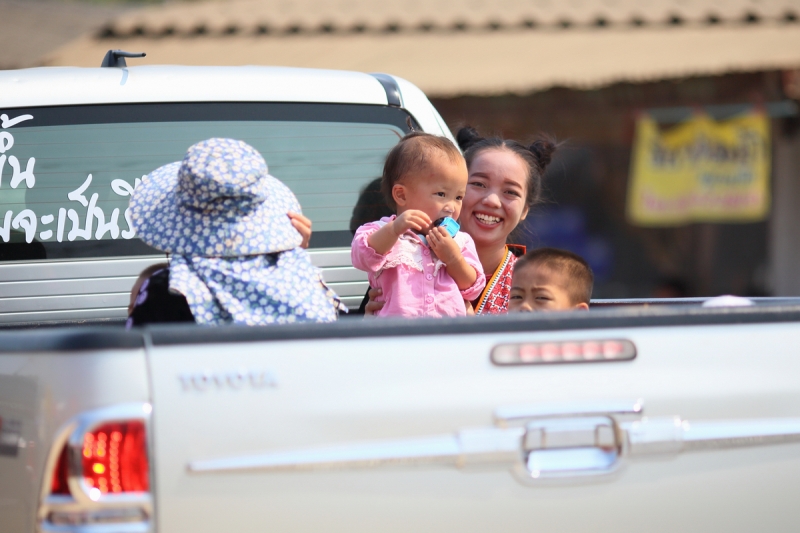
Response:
[[50, 445, 70, 495], [81, 421, 149, 494], [42, 406, 151, 532]]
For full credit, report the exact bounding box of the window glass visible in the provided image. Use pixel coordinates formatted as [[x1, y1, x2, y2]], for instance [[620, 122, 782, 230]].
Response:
[[0, 103, 409, 260]]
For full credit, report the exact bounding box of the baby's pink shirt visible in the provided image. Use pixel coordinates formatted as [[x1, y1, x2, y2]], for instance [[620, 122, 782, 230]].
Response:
[[351, 216, 486, 318]]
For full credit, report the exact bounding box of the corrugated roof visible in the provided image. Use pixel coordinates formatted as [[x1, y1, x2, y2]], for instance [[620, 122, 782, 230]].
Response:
[[0, 0, 130, 69], [45, 23, 800, 97], [103, 0, 800, 36]]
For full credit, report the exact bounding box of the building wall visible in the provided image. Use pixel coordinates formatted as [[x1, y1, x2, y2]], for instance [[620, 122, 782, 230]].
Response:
[[771, 119, 800, 296]]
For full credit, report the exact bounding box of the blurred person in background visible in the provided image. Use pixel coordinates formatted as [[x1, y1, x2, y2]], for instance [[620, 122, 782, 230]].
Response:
[[652, 277, 692, 298]]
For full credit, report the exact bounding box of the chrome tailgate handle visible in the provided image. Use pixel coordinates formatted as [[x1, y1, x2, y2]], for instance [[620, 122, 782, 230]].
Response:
[[521, 416, 621, 479]]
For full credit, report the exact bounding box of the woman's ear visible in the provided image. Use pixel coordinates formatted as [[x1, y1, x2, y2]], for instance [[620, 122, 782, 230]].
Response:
[[392, 184, 407, 207], [519, 205, 530, 221]]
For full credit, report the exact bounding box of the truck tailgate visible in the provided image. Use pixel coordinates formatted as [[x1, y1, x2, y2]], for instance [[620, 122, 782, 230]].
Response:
[[144, 310, 800, 532]]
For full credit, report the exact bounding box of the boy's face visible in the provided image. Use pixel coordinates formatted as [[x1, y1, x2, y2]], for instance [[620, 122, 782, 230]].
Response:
[[393, 153, 468, 223], [508, 263, 589, 312]]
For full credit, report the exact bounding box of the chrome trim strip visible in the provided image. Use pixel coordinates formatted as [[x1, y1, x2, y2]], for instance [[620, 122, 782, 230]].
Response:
[[189, 427, 526, 474], [187, 411, 800, 477], [623, 417, 800, 456], [683, 418, 800, 450], [40, 522, 150, 533], [190, 435, 461, 473], [494, 399, 643, 427]]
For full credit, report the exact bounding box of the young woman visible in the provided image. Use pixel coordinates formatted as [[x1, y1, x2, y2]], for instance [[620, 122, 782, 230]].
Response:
[[366, 127, 556, 315], [457, 127, 556, 314]]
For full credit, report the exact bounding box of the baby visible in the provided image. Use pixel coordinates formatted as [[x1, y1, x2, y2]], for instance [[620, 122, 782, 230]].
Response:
[[508, 248, 593, 312], [351, 133, 486, 317]]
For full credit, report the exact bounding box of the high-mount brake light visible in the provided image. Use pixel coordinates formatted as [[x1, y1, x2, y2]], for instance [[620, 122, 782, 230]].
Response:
[[82, 421, 149, 494], [491, 339, 636, 365]]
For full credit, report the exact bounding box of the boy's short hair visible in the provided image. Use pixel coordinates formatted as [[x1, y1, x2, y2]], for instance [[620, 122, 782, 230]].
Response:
[[381, 132, 463, 210], [514, 248, 594, 305]]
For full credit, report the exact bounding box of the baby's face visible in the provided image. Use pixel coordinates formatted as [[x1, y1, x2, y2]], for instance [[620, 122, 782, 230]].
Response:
[[398, 153, 468, 223], [509, 263, 586, 312]]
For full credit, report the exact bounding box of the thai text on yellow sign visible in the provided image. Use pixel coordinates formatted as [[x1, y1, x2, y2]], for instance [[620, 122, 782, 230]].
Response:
[[627, 111, 770, 226]]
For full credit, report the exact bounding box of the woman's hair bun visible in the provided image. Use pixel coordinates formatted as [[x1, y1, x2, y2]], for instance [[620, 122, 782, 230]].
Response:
[[456, 126, 483, 151], [528, 137, 556, 172]]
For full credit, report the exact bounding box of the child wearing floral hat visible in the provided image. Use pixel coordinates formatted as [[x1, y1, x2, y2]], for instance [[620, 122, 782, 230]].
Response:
[[127, 138, 345, 326]]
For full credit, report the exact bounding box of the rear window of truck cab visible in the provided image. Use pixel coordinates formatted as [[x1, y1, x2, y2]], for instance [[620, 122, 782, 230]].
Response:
[[0, 102, 412, 260]]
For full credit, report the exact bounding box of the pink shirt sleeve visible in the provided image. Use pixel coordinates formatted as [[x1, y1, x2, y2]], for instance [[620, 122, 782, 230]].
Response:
[[351, 221, 390, 273], [458, 233, 486, 300]]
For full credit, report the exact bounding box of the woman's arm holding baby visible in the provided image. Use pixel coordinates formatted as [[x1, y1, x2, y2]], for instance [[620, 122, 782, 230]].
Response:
[[427, 226, 479, 290], [367, 210, 431, 255], [287, 212, 312, 248]]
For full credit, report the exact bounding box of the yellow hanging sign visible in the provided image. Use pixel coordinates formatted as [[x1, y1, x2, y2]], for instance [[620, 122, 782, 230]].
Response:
[[627, 111, 771, 226]]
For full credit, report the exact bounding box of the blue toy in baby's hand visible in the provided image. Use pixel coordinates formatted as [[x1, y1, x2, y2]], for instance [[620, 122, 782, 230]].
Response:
[[434, 217, 460, 238], [419, 216, 460, 246]]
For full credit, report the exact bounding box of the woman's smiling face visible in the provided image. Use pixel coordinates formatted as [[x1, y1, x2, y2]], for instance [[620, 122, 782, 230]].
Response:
[[460, 148, 530, 249]]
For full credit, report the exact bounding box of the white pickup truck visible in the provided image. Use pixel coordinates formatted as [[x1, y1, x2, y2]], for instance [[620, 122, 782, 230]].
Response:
[[4, 306, 800, 532], [2, 59, 800, 533]]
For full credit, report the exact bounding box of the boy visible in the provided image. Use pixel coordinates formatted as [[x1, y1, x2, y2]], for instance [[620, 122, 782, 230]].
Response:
[[508, 248, 592, 312]]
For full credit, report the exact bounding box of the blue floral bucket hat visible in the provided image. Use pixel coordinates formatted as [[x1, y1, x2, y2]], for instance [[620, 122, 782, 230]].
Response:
[[129, 138, 302, 257]]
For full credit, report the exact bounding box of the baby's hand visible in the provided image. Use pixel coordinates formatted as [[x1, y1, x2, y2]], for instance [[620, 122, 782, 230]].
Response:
[[364, 287, 384, 317], [392, 210, 432, 236], [367, 211, 431, 256], [427, 226, 462, 265]]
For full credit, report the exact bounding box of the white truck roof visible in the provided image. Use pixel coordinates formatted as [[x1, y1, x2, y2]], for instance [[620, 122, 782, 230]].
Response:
[[0, 65, 390, 108], [0, 64, 454, 147]]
